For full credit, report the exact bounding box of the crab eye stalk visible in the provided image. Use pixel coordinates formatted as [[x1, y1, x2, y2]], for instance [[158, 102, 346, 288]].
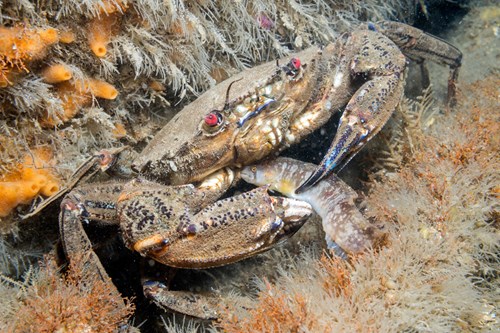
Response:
[[290, 58, 301, 70], [201, 110, 225, 135], [283, 57, 302, 78], [204, 111, 223, 127]]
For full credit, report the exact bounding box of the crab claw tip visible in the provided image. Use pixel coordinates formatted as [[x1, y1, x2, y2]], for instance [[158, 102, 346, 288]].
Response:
[[294, 168, 327, 194]]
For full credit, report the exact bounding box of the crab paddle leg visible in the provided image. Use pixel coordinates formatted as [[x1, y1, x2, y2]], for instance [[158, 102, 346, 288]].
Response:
[[374, 21, 462, 107]]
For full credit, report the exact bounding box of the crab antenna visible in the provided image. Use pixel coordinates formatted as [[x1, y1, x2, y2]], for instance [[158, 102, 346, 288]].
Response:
[[223, 78, 243, 111]]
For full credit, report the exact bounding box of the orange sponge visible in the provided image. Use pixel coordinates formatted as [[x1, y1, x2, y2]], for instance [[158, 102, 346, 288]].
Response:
[[0, 25, 60, 86], [41, 63, 73, 83], [0, 148, 60, 217], [0, 25, 59, 72], [87, 13, 120, 58], [87, 79, 119, 99], [41, 81, 91, 127], [87, 0, 127, 58], [73, 78, 119, 100], [59, 30, 76, 44], [41, 78, 119, 127]]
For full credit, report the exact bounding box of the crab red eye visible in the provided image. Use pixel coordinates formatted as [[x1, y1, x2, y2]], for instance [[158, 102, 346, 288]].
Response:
[[204, 111, 222, 127], [290, 58, 301, 70]]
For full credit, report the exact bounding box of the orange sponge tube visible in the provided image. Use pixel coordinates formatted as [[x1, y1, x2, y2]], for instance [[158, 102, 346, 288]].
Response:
[[88, 79, 119, 99], [88, 13, 119, 58], [59, 30, 75, 44], [41, 181, 60, 197], [0, 26, 59, 67], [41, 63, 73, 83], [0, 148, 60, 217], [74, 78, 119, 99], [41, 77, 118, 127], [87, 0, 128, 58]]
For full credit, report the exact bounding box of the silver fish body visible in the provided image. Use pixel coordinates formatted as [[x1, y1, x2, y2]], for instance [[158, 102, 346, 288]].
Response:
[[241, 157, 380, 254]]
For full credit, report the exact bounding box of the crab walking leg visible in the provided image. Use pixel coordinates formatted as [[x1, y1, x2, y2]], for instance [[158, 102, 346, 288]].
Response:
[[143, 281, 220, 319], [22, 147, 133, 220], [296, 22, 462, 193], [59, 183, 132, 313], [241, 157, 381, 254], [297, 74, 405, 193]]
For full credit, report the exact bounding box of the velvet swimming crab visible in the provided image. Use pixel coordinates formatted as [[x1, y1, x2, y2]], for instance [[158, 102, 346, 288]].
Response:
[[58, 21, 462, 323]]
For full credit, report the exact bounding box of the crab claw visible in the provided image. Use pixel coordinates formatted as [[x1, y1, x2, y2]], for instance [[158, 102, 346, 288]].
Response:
[[297, 35, 407, 193], [296, 119, 367, 193]]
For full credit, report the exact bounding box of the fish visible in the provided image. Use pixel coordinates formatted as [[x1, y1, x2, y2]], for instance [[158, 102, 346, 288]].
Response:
[[241, 157, 381, 255]]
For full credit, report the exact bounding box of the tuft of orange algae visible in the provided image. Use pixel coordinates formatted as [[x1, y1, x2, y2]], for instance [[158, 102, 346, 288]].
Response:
[[112, 123, 127, 138], [4, 255, 134, 333], [0, 25, 59, 85], [0, 148, 60, 217], [41, 78, 119, 127], [218, 254, 353, 333], [319, 253, 353, 298], [219, 278, 319, 333]]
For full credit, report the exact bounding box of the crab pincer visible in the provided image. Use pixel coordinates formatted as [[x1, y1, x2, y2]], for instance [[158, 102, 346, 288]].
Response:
[[296, 21, 462, 193]]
